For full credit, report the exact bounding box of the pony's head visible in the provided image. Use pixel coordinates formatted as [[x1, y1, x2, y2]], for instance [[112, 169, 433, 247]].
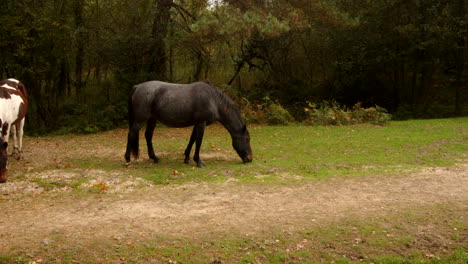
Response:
[[232, 124, 253, 164], [0, 120, 9, 183]]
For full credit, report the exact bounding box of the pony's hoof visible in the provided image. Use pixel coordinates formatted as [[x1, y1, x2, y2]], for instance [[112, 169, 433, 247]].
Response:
[[11, 149, 22, 160], [149, 154, 160, 163], [184, 158, 191, 164], [196, 162, 205, 168], [125, 162, 131, 167]]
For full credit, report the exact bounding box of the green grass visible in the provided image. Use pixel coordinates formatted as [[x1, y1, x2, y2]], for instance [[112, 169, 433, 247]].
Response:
[[59, 117, 467, 185]]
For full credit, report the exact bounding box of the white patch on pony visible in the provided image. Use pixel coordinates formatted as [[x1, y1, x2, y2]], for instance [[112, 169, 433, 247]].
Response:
[[0, 94, 23, 128], [7, 78, 19, 83], [0, 84, 17, 90]]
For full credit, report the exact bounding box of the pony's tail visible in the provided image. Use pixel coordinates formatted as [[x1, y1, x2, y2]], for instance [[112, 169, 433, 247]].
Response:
[[128, 87, 135, 129], [127, 86, 139, 160]]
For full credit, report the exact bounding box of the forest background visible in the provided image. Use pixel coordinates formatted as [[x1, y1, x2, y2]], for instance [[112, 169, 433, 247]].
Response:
[[0, 0, 466, 135]]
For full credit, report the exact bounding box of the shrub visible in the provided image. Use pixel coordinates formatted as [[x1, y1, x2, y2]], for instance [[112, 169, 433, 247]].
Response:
[[241, 98, 267, 124], [350, 103, 392, 125], [304, 101, 351, 126], [265, 103, 295, 125], [241, 97, 294, 125], [304, 101, 391, 126]]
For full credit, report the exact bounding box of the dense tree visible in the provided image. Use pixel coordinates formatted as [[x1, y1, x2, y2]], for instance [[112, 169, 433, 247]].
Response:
[[0, 0, 465, 134]]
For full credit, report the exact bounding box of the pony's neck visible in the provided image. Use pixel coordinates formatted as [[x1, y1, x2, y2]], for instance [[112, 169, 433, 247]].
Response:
[[218, 107, 244, 136], [210, 87, 244, 135]]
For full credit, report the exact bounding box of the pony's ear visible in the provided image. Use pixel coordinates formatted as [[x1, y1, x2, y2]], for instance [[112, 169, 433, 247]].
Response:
[[1, 122, 8, 137]]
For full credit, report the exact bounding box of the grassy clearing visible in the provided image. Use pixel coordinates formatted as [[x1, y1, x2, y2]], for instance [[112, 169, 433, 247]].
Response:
[[24, 117, 466, 186], [2, 118, 467, 264]]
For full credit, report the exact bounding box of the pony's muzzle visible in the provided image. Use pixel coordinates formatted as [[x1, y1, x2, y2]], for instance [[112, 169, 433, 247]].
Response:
[[243, 152, 253, 163], [0, 168, 7, 183]]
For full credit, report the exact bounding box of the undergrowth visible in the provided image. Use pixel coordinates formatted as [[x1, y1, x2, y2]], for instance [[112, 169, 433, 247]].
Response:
[[241, 97, 294, 125], [242, 99, 392, 126], [304, 101, 392, 126]]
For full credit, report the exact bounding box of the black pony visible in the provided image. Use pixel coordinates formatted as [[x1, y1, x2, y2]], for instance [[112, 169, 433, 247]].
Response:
[[124, 81, 252, 168]]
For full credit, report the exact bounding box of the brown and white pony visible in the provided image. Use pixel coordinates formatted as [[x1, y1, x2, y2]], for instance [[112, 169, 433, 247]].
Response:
[[0, 78, 28, 182]]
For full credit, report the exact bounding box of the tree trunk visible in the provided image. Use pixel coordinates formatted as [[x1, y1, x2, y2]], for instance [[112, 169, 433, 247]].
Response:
[[193, 49, 204, 81], [454, 0, 466, 115], [168, 21, 174, 82], [74, 0, 85, 98], [58, 62, 68, 96], [148, 0, 173, 81]]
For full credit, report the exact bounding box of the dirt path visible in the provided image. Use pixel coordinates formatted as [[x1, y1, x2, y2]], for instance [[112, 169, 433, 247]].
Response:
[[1, 163, 466, 252]]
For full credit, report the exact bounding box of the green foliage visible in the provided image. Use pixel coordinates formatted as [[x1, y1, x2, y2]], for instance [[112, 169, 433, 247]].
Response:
[[54, 101, 128, 135], [304, 101, 391, 126], [265, 102, 295, 125], [189, 5, 291, 41]]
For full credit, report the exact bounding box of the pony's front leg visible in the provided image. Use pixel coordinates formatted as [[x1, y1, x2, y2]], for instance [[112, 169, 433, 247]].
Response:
[[1, 124, 10, 146], [145, 120, 160, 163], [184, 126, 197, 164], [193, 122, 206, 168]]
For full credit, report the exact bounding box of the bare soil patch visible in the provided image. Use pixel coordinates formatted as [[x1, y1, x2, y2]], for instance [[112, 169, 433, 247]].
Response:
[[0, 162, 466, 255]]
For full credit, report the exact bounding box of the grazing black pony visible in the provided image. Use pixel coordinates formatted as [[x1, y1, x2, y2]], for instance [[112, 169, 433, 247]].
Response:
[[124, 81, 252, 168]]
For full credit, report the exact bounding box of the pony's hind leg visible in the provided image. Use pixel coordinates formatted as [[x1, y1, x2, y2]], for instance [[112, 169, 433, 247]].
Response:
[[11, 124, 18, 156], [145, 119, 160, 163], [11, 119, 25, 160]]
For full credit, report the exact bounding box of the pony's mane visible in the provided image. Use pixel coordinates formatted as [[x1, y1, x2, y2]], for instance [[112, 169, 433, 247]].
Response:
[[204, 82, 240, 116]]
